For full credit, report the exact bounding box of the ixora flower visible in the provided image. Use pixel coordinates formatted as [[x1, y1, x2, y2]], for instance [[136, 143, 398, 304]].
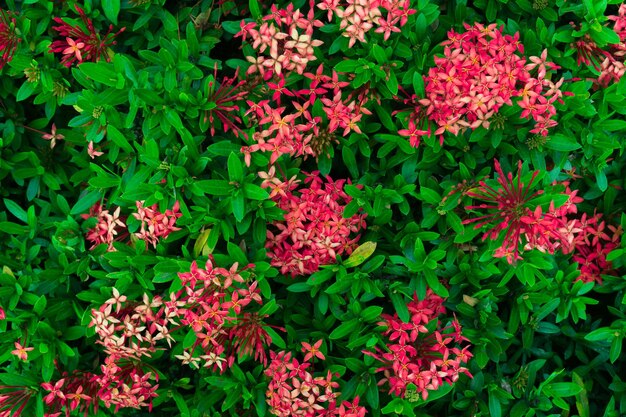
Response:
[[49, 5, 125, 67], [265, 348, 367, 417], [0, 8, 20, 69], [11, 342, 34, 361], [132, 200, 182, 248], [365, 290, 472, 400], [399, 23, 567, 148], [260, 169, 367, 276], [81, 202, 127, 251]]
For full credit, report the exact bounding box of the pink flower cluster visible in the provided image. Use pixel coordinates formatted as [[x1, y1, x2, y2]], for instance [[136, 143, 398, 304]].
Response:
[[260, 169, 367, 276], [365, 290, 472, 400], [50, 5, 124, 67], [317, 0, 416, 46], [41, 365, 157, 417], [132, 200, 182, 248], [81, 202, 127, 251], [400, 23, 566, 148], [265, 348, 367, 417], [595, 5, 626, 86], [236, 3, 323, 76], [241, 65, 368, 164], [82, 200, 180, 251], [461, 160, 623, 282]]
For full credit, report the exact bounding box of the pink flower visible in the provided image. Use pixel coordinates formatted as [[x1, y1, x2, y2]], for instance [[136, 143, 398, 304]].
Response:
[[302, 339, 325, 361], [42, 124, 64, 149], [62, 37, 84, 62], [11, 342, 34, 361], [87, 141, 104, 158]]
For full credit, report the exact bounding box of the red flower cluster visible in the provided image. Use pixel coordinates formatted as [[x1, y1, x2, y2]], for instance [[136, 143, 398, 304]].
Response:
[[260, 169, 367, 276], [132, 200, 182, 248], [167, 260, 270, 369], [400, 23, 566, 147], [463, 159, 547, 264], [317, 0, 416, 46], [265, 348, 367, 417], [50, 5, 124, 67], [365, 290, 472, 400], [0, 9, 20, 69], [461, 160, 623, 282], [241, 64, 368, 164], [236, 3, 323, 76], [201, 65, 247, 137]]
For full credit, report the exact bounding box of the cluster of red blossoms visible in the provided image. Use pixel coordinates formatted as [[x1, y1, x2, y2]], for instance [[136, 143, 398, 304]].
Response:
[[461, 160, 622, 283], [241, 67, 368, 164], [260, 169, 367, 276], [399, 23, 567, 148], [317, 0, 416, 46], [0, 9, 20, 69], [265, 347, 367, 417], [365, 290, 472, 400], [82, 200, 180, 251], [50, 5, 124, 67]]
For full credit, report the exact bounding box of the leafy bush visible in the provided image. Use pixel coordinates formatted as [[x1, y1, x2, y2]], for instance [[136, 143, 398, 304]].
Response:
[[1, 0, 626, 416]]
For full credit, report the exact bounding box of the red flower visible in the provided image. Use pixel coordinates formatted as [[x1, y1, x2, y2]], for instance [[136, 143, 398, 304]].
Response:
[[463, 159, 543, 264], [49, 5, 124, 67], [0, 9, 20, 69]]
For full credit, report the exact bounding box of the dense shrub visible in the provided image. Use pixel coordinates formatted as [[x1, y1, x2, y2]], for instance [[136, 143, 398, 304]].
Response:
[[1, 0, 626, 416]]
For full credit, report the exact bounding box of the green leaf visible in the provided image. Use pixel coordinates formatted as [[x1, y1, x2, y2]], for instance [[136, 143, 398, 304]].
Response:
[[102, 0, 121, 24], [70, 191, 102, 215], [3, 199, 28, 223], [249, 0, 261, 19], [329, 318, 360, 340], [107, 125, 134, 153], [548, 382, 583, 397], [243, 183, 268, 200], [79, 62, 118, 86], [544, 134, 581, 152], [196, 180, 232, 196], [231, 192, 245, 222], [228, 152, 244, 182], [390, 291, 409, 322]]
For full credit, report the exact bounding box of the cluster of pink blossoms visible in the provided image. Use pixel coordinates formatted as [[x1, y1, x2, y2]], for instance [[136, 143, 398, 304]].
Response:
[[365, 290, 472, 400], [317, 0, 415, 46], [50, 5, 124, 67], [260, 169, 367, 276], [241, 65, 369, 164], [132, 200, 182, 248], [82, 200, 180, 251], [462, 160, 622, 282], [81, 202, 127, 251], [236, 2, 323, 76], [41, 365, 157, 417], [598, 5, 626, 86], [265, 347, 367, 417], [399, 23, 567, 148]]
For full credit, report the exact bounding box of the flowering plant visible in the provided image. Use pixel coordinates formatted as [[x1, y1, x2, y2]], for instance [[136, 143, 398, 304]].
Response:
[[1, 0, 626, 416]]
